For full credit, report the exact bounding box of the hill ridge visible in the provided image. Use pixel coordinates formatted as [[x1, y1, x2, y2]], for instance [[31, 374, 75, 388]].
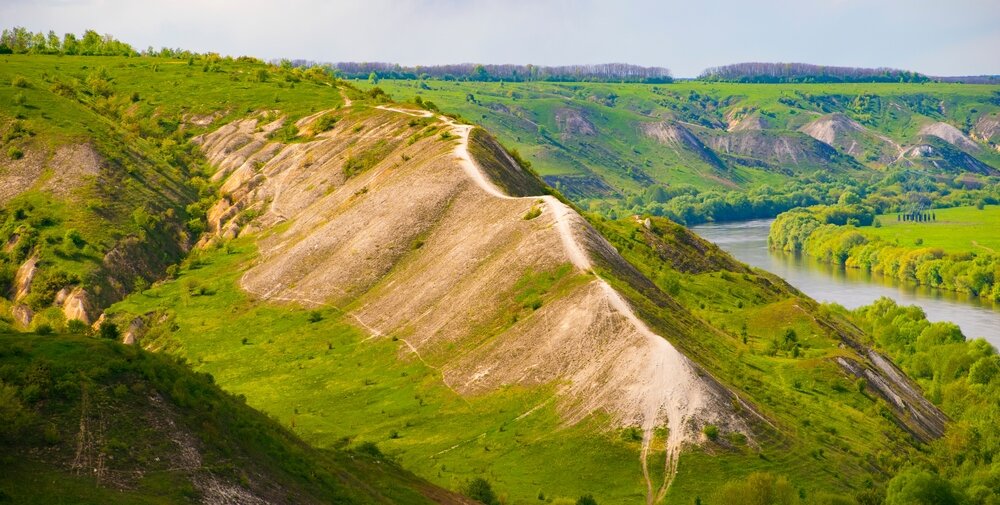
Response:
[[195, 102, 750, 503], [378, 105, 734, 501]]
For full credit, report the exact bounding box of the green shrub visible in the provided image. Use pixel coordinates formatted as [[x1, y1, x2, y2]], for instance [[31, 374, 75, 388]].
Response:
[[365, 87, 389, 102], [270, 123, 299, 142], [0, 264, 17, 297], [182, 279, 212, 296], [313, 113, 338, 133], [99, 321, 120, 340], [463, 478, 499, 505], [714, 472, 797, 505], [50, 80, 76, 97], [42, 422, 60, 444], [0, 382, 33, 441], [703, 424, 719, 440], [342, 139, 395, 178], [885, 467, 959, 505], [621, 426, 642, 442], [354, 441, 383, 458], [11, 75, 28, 88], [66, 319, 89, 334], [64, 229, 85, 248], [7, 147, 23, 160], [24, 269, 79, 310], [968, 356, 999, 385]]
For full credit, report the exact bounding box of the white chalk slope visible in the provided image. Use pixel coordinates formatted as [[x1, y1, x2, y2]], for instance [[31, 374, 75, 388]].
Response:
[[195, 103, 749, 500]]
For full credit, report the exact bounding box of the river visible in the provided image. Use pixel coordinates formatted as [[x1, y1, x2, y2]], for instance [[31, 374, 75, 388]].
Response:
[[691, 219, 1000, 348]]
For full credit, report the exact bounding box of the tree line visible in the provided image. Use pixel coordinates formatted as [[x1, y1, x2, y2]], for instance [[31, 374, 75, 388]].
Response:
[[0, 27, 136, 56], [933, 75, 1000, 84], [597, 166, 999, 227], [698, 62, 929, 83], [312, 61, 673, 83]]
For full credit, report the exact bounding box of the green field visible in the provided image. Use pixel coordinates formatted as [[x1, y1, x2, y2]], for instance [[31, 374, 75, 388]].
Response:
[[1, 54, 345, 139], [866, 205, 1000, 254]]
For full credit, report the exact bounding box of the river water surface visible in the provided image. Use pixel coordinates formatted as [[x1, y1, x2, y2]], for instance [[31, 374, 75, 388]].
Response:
[[691, 219, 1000, 348]]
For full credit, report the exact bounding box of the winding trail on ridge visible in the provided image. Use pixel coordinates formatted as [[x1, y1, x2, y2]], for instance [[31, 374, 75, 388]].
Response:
[[222, 101, 699, 504], [375, 105, 683, 504]]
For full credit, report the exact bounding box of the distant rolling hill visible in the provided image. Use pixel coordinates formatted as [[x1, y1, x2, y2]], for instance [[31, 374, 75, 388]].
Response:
[[366, 79, 1000, 211]]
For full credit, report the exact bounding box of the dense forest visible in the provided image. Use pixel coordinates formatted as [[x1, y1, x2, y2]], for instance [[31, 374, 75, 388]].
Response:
[[849, 298, 999, 504], [698, 62, 929, 83], [303, 61, 673, 83]]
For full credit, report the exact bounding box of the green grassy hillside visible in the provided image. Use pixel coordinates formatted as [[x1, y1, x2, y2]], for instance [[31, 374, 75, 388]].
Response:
[[105, 240, 655, 504], [0, 332, 470, 504], [99, 98, 947, 504], [103, 233, 932, 505], [0, 53, 345, 330]]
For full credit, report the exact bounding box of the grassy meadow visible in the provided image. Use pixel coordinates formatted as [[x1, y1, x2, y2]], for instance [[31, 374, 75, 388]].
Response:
[[867, 205, 1000, 254]]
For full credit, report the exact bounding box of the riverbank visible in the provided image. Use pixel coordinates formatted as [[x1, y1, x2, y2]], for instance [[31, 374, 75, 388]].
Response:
[[769, 205, 1000, 302], [691, 218, 1000, 346]]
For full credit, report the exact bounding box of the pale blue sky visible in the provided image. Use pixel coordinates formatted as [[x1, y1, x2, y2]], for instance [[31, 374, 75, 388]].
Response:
[[2, 0, 998, 77]]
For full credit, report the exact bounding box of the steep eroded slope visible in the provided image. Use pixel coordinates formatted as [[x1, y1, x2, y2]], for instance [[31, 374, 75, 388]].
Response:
[[196, 104, 752, 501]]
